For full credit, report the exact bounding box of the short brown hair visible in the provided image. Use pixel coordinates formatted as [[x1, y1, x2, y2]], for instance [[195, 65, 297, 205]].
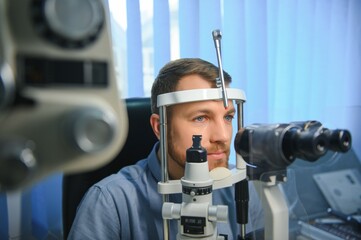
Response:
[[151, 58, 232, 114]]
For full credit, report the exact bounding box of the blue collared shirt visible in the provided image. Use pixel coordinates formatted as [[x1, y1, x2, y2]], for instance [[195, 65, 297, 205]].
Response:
[[68, 143, 264, 239]]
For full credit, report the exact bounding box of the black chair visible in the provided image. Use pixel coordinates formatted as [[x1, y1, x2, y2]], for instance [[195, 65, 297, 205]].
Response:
[[62, 97, 158, 239]]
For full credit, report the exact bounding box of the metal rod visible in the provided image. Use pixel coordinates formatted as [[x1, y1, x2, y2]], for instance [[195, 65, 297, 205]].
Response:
[[237, 102, 244, 130], [159, 105, 170, 240], [212, 29, 228, 108], [236, 101, 248, 239]]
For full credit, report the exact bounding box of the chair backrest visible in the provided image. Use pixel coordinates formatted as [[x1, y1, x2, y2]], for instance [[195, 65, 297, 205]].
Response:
[[62, 97, 158, 239]]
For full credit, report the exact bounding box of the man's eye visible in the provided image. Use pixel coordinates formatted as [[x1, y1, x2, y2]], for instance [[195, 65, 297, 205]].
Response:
[[225, 115, 234, 122], [194, 116, 205, 122]]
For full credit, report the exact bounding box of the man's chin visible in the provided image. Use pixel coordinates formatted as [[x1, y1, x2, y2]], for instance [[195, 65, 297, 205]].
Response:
[[208, 159, 228, 170]]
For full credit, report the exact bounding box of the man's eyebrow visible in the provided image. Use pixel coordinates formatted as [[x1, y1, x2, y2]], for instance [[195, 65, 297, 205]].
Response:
[[225, 107, 236, 114], [187, 107, 236, 116], [187, 109, 212, 115]]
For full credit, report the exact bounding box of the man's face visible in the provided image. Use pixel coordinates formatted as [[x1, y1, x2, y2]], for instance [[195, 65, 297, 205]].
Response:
[[166, 75, 235, 179]]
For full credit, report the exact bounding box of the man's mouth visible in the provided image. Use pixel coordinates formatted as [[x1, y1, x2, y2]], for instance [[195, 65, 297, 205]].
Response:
[[207, 151, 227, 161]]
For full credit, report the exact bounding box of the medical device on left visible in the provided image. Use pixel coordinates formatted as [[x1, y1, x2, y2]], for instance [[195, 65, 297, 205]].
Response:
[[0, 0, 128, 191]]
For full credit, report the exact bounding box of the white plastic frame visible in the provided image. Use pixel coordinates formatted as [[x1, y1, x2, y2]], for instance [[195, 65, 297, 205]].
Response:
[[156, 88, 247, 240]]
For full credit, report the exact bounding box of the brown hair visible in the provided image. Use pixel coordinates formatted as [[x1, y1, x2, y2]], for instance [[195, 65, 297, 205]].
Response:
[[150, 58, 232, 114]]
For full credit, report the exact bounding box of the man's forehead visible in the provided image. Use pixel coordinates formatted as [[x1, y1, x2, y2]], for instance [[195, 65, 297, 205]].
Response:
[[176, 74, 215, 91], [173, 99, 235, 113]]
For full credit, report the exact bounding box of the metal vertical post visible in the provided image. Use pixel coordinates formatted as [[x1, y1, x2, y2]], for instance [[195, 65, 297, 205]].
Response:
[[159, 105, 170, 240]]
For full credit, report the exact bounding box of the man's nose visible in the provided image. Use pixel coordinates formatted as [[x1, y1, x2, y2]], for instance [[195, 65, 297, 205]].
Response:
[[209, 119, 229, 143]]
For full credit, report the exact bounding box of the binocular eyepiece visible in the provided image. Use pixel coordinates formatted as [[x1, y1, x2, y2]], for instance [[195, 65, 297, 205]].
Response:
[[234, 121, 352, 181], [282, 121, 351, 161]]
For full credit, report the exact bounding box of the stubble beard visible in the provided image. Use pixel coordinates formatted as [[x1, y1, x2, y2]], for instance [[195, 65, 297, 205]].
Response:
[[167, 137, 229, 180]]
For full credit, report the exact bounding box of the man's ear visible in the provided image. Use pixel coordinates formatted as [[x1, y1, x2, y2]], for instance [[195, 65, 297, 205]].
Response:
[[150, 113, 161, 140]]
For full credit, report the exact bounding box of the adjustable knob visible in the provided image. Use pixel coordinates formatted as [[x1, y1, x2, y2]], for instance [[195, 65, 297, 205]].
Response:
[[67, 107, 117, 153], [0, 138, 37, 191], [162, 202, 181, 220], [208, 205, 228, 222], [31, 0, 105, 48], [0, 64, 15, 110]]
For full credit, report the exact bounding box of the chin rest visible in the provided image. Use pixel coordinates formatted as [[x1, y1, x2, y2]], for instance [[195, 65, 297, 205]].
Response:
[[62, 97, 158, 239]]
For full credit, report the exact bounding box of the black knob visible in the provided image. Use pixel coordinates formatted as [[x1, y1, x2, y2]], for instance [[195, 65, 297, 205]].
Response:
[[186, 135, 207, 163], [0, 64, 15, 110], [0, 138, 37, 191]]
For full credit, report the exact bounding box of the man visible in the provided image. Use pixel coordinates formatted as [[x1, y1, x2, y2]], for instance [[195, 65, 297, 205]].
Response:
[[68, 58, 264, 239]]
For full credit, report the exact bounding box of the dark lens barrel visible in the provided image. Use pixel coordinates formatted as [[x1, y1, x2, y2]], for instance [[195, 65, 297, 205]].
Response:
[[325, 129, 352, 152], [234, 129, 250, 157], [297, 130, 328, 160], [234, 123, 352, 169], [283, 127, 328, 162]]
